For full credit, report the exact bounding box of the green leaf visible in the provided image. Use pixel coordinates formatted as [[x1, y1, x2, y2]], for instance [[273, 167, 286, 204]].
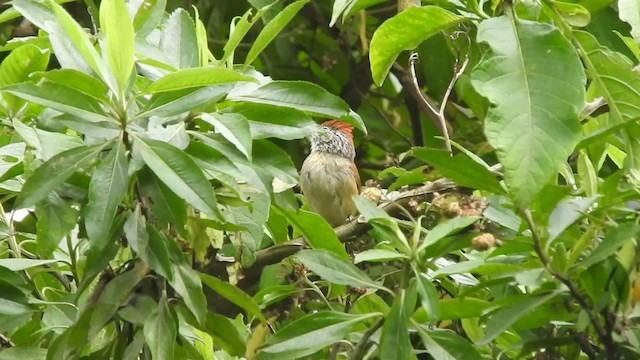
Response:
[[199, 272, 266, 323], [30, 69, 110, 104], [132, 0, 166, 36], [579, 223, 640, 268], [220, 103, 318, 140], [549, 1, 591, 27], [143, 67, 255, 93], [228, 81, 366, 132], [0, 259, 59, 271], [221, 9, 257, 65], [354, 249, 407, 263], [138, 84, 234, 118], [86, 141, 129, 252], [12, 119, 84, 161], [16, 143, 108, 208], [415, 272, 440, 322], [35, 193, 78, 256], [169, 263, 207, 325], [547, 196, 597, 247], [415, 327, 483, 360], [379, 286, 416, 360], [200, 113, 252, 160], [133, 136, 223, 220], [619, 0, 640, 41], [574, 31, 640, 168], [295, 249, 388, 292], [100, 0, 134, 96], [144, 295, 177, 360], [0, 44, 49, 114], [50, 1, 117, 92], [123, 207, 173, 280], [330, 0, 356, 26], [204, 313, 246, 356], [0, 347, 46, 360], [257, 311, 380, 360], [470, 16, 585, 207], [418, 216, 481, 254], [244, 0, 310, 66], [369, 6, 464, 86], [477, 292, 558, 344], [410, 148, 505, 194], [4, 81, 115, 124], [275, 208, 349, 260], [161, 9, 199, 69], [138, 167, 188, 235]]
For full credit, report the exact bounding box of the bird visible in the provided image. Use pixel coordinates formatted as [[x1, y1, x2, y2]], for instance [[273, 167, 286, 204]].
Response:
[[300, 120, 360, 227]]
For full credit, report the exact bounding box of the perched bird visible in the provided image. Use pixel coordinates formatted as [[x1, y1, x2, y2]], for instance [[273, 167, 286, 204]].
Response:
[[300, 120, 360, 227]]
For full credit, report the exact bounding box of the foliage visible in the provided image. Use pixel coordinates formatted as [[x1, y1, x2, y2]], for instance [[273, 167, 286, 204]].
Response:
[[0, 0, 639, 359]]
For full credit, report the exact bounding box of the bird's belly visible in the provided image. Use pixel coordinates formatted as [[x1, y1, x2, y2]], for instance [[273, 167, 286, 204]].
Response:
[[300, 153, 358, 226]]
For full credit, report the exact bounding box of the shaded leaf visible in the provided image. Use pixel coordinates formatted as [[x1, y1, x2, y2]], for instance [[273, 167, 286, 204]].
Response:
[[415, 327, 483, 360], [169, 263, 207, 325], [415, 272, 440, 322], [220, 103, 317, 140], [123, 206, 172, 280], [35, 193, 78, 256], [379, 286, 416, 360], [199, 272, 266, 323], [580, 223, 640, 268], [418, 216, 481, 254], [354, 249, 407, 263], [86, 141, 129, 251], [547, 196, 597, 247]]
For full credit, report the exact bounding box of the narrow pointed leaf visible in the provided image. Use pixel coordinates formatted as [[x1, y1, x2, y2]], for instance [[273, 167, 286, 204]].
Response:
[[161, 9, 198, 69], [415, 327, 483, 360], [100, 0, 135, 95], [123, 207, 172, 280], [16, 143, 108, 208], [169, 263, 207, 325], [143, 67, 254, 93], [133, 136, 223, 220], [471, 16, 585, 207], [379, 286, 416, 360], [86, 141, 129, 251], [244, 0, 310, 66]]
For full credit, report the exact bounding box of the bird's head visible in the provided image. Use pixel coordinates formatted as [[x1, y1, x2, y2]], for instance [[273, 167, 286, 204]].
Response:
[[309, 120, 356, 160]]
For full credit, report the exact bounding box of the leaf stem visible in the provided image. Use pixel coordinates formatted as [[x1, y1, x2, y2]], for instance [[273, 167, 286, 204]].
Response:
[[348, 318, 384, 360]]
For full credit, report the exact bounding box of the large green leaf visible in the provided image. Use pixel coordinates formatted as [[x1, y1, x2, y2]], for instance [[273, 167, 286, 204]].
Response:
[[275, 208, 348, 260], [85, 141, 129, 252], [0, 347, 46, 360], [138, 167, 188, 235], [369, 6, 464, 86], [411, 148, 505, 194], [244, 0, 310, 66], [415, 272, 440, 322], [295, 249, 388, 292], [221, 9, 257, 65], [144, 295, 177, 360], [137, 84, 233, 118], [30, 69, 110, 104], [132, 0, 167, 36], [143, 67, 255, 93], [619, 0, 640, 42], [227, 81, 366, 132], [219, 103, 317, 140], [470, 16, 585, 207], [133, 136, 223, 220], [199, 272, 266, 323], [15, 143, 108, 208], [257, 311, 380, 360], [100, 0, 134, 96]]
